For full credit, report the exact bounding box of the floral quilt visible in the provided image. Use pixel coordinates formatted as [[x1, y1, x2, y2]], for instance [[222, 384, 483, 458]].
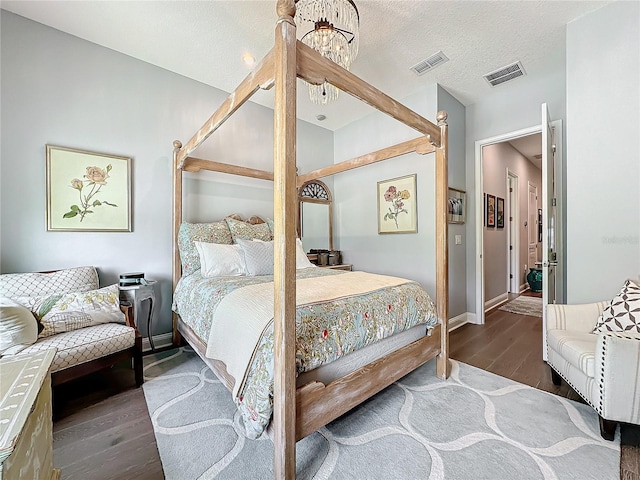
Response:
[[172, 268, 437, 438]]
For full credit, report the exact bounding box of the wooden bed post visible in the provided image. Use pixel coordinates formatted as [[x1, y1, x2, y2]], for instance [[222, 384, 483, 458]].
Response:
[[435, 111, 450, 379], [273, 0, 297, 478], [172, 140, 183, 346]]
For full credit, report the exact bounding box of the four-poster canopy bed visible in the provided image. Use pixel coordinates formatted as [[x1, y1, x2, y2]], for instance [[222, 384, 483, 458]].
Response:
[[171, 0, 449, 477]]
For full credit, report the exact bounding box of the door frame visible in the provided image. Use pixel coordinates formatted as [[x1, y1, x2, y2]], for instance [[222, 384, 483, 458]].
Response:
[[474, 120, 563, 325], [506, 170, 519, 294]]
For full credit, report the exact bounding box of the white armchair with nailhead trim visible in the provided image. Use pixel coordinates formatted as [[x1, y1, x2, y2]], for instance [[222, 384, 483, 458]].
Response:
[[546, 301, 640, 440]]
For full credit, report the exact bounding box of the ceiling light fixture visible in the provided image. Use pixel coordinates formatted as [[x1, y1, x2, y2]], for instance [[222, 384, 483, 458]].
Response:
[[295, 0, 359, 104], [242, 53, 256, 67]]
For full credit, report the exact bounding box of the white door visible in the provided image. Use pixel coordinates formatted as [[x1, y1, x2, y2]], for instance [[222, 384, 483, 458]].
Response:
[[542, 103, 557, 361], [528, 183, 538, 272]]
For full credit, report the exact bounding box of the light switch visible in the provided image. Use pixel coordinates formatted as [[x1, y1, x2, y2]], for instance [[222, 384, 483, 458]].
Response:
[[455, 235, 462, 245]]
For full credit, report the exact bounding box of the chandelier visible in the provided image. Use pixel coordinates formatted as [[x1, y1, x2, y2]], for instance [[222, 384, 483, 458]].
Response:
[[295, 0, 360, 104]]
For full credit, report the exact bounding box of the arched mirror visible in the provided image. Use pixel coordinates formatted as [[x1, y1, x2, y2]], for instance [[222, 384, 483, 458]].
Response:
[[298, 180, 333, 251]]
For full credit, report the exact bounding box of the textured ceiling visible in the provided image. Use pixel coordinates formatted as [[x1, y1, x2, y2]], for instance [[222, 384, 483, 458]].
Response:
[[1, 0, 609, 130]]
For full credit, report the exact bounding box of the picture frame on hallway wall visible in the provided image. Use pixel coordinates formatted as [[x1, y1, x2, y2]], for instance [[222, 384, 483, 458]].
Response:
[[447, 187, 466, 224], [46, 145, 132, 232], [485, 193, 496, 228], [377, 174, 417, 234], [496, 197, 505, 228]]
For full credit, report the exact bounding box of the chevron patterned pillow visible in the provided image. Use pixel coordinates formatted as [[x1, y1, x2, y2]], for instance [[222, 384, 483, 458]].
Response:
[[593, 279, 640, 334]]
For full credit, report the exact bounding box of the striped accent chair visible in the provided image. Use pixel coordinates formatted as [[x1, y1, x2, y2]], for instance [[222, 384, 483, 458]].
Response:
[[546, 301, 640, 440]]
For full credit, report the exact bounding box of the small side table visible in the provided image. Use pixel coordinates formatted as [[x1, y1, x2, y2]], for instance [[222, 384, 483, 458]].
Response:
[[119, 280, 157, 351]]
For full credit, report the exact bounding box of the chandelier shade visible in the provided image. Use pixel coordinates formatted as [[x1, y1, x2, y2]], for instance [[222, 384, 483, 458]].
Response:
[[295, 0, 360, 104]]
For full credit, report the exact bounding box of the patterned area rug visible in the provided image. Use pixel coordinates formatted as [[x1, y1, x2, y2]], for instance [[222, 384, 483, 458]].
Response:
[[142, 348, 619, 479], [499, 296, 543, 317]]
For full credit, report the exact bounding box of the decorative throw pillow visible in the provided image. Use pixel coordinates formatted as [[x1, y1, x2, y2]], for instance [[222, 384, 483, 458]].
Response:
[[0, 266, 99, 298], [225, 217, 272, 243], [195, 241, 247, 277], [14, 284, 125, 338], [593, 280, 640, 334], [0, 297, 39, 355], [236, 239, 274, 276], [178, 222, 233, 276]]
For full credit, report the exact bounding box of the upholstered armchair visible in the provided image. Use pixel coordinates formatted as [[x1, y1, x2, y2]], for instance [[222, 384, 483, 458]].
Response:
[[546, 292, 640, 440]]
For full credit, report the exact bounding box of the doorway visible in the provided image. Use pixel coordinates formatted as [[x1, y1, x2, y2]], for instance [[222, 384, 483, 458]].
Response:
[[474, 116, 563, 327]]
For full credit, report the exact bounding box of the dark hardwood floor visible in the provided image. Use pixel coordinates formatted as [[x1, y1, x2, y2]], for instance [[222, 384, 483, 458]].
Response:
[[450, 291, 582, 402], [51, 294, 637, 479], [52, 362, 164, 480]]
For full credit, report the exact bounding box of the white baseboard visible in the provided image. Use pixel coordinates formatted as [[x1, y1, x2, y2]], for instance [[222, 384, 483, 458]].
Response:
[[520, 283, 529, 293], [448, 312, 476, 331], [142, 332, 174, 352], [484, 292, 509, 312]]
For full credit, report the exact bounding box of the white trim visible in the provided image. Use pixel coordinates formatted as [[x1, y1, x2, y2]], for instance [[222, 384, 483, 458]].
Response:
[[448, 312, 473, 331], [142, 332, 173, 352], [475, 125, 541, 325], [520, 283, 529, 293], [485, 292, 509, 312]]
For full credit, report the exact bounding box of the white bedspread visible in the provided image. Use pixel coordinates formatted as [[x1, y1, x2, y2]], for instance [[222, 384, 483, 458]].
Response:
[[205, 271, 411, 397]]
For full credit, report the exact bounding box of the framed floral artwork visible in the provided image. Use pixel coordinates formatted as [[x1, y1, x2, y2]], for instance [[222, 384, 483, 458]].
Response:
[[46, 145, 132, 232], [496, 197, 505, 228], [377, 174, 417, 234], [486, 193, 496, 228], [447, 187, 466, 224]]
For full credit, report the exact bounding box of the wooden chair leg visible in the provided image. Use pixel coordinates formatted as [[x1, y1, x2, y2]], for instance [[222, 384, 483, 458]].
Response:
[[550, 366, 562, 386], [599, 416, 617, 441]]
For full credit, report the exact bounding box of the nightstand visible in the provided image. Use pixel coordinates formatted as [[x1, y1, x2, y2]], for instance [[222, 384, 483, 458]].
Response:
[[119, 280, 157, 351]]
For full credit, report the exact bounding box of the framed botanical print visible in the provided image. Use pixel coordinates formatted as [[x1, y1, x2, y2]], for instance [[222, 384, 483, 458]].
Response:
[[377, 174, 417, 234], [486, 194, 496, 228], [496, 197, 505, 228], [46, 145, 132, 232]]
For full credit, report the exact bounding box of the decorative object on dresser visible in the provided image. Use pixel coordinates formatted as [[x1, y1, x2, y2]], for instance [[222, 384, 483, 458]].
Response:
[[0, 266, 143, 387], [119, 273, 157, 351], [45, 145, 132, 232], [0, 350, 60, 480], [377, 174, 418, 234], [546, 279, 640, 440]]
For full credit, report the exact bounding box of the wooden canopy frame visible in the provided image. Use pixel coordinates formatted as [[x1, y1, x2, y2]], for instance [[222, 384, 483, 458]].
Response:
[[171, 1, 449, 477]]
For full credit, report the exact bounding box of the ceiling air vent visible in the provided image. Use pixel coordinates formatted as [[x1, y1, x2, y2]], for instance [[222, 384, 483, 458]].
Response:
[[410, 51, 449, 76], [483, 61, 526, 87]]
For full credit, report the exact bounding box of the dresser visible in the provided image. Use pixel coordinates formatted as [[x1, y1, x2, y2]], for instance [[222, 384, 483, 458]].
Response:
[[0, 350, 59, 480]]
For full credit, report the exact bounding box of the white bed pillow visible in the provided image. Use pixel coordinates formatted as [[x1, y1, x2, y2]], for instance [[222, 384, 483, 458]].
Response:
[[236, 238, 274, 276], [195, 241, 247, 277], [295, 239, 316, 270], [0, 296, 39, 355]]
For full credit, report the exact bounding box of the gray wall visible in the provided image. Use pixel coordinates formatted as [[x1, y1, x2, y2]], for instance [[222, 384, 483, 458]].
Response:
[[0, 11, 333, 337], [333, 84, 468, 318], [565, 0, 640, 303], [482, 142, 542, 303], [465, 66, 567, 314]]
